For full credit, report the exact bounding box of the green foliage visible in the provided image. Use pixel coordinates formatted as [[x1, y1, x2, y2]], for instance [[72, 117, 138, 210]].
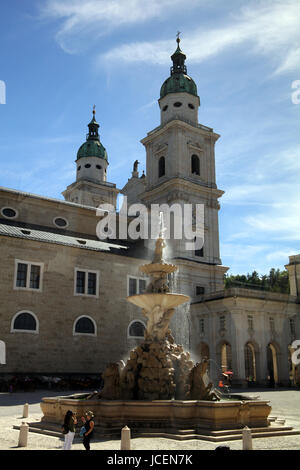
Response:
[[224, 268, 290, 294]]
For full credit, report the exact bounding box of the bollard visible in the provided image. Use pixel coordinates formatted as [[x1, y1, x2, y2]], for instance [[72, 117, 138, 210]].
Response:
[[242, 426, 253, 450], [18, 422, 29, 447], [23, 403, 29, 418], [120, 425, 131, 450]]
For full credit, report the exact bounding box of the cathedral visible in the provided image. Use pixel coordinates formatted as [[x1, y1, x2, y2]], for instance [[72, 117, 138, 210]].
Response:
[[0, 38, 299, 387]]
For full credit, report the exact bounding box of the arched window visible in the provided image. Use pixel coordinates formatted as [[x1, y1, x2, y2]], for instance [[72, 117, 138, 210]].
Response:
[[191, 155, 200, 175], [74, 316, 96, 336], [128, 320, 146, 338], [158, 156, 165, 178], [11, 311, 39, 333]]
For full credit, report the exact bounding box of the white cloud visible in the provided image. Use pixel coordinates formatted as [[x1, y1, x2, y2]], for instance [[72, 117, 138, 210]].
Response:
[[100, 0, 300, 75], [40, 0, 198, 53]]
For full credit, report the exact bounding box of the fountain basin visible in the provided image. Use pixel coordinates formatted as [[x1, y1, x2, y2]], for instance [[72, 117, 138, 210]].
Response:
[[140, 263, 177, 275], [127, 293, 189, 311], [39, 395, 272, 437]]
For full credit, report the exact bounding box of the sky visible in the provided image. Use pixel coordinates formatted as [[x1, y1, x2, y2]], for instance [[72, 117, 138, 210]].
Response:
[[0, 0, 300, 275]]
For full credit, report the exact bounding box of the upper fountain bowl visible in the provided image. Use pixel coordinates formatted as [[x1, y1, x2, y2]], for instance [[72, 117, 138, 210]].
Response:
[[127, 292, 189, 311], [140, 263, 177, 275]]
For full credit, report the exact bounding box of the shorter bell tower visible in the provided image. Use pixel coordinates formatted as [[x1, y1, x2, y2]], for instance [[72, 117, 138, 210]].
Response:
[[63, 107, 119, 208]]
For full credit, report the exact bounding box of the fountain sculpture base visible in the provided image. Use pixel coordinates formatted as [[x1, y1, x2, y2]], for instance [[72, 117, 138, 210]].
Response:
[[39, 395, 274, 440]]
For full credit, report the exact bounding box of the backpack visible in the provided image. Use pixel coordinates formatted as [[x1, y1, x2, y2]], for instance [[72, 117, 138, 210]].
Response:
[[62, 423, 69, 435]]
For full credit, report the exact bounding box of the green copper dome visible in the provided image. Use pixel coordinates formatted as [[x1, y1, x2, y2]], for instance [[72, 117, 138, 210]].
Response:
[[76, 107, 108, 161], [160, 73, 197, 99], [160, 37, 198, 99], [77, 139, 108, 161]]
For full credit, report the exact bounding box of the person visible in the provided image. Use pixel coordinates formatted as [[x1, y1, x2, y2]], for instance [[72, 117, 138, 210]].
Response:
[[62, 410, 77, 450], [81, 411, 95, 450]]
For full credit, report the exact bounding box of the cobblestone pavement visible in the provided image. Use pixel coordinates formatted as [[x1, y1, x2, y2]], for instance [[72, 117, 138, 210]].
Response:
[[0, 389, 300, 451]]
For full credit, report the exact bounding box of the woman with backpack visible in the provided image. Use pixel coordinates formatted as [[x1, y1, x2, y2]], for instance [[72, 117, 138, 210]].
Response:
[[62, 410, 77, 450]]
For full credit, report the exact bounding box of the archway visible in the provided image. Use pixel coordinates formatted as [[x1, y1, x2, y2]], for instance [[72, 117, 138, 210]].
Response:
[[267, 343, 279, 386], [245, 342, 257, 383]]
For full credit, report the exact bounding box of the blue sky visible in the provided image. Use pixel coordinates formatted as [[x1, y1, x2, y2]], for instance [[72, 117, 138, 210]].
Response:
[[0, 0, 300, 275]]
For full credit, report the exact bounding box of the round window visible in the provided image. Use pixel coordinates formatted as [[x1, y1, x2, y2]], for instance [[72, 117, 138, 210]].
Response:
[[85, 164, 91, 168], [173, 102, 182, 107], [54, 217, 68, 228], [162, 105, 168, 111], [1, 207, 17, 219], [188, 103, 195, 109], [96, 165, 102, 170], [78, 165, 81, 171]]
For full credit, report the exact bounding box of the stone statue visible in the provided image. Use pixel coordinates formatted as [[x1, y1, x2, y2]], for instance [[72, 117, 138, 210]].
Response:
[[99, 362, 121, 400], [187, 359, 220, 401], [146, 272, 169, 294], [133, 160, 139, 172], [152, 237, 166, 264]]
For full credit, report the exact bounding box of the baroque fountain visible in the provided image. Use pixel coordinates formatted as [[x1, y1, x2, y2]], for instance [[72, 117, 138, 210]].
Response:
[[38, 230, 287, 440]]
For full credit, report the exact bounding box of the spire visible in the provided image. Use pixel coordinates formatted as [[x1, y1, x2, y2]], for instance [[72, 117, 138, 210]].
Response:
[[170, 32, 187, 76], [87, 105, 100, 141]]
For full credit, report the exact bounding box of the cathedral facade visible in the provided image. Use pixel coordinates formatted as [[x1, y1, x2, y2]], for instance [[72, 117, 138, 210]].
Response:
[[0, 39, 299, 387]]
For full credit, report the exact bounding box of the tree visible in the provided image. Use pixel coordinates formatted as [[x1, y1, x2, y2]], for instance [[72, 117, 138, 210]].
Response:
[[224, 269, 290, 294]]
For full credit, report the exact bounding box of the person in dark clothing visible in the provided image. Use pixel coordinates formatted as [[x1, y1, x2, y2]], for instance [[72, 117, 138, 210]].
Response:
[[81, 411, 94, 450], [62, 410, 77, 450]]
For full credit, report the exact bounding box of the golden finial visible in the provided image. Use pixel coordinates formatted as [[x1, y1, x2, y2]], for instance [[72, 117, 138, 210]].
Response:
[[93, 104, 96, 117], [176, 31, 181, 44]]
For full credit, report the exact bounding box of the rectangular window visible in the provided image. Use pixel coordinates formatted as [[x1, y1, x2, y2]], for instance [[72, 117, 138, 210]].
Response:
[[75, 269, 99, 297], [128, 276, 147, 296], [270, 317, 275, 333], [16, 263, 28, 288], [15, 260, 43, 291], [30, 265, 41, 289], [220, 315, 226, 330], [194, 237, 204, 257], [196, 286, 205, 296], [290, 318, 295, 335], [248, 315, 253, 330], [139, 279, 146, 294], [88, 272, 97, 295], [200, 318, 205, 334]]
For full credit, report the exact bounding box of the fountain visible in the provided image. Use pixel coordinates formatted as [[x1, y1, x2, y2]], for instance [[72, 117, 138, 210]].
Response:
[[38, 227, 292, 440]]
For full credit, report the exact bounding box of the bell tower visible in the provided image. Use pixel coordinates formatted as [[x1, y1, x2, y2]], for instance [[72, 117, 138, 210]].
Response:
[[63, 107, 119, 208], [140, 37, 228, 295]]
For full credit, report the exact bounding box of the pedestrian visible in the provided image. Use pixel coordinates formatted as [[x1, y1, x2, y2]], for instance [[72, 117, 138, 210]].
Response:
[[62, 410, 77, 450], [81, 411, 95, 450]]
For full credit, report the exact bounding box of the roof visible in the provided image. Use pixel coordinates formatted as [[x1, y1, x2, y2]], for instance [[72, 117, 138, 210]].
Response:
[[77, 139, 108, 161], [160, 73, 198, 99], [0, 222, 128, 253]]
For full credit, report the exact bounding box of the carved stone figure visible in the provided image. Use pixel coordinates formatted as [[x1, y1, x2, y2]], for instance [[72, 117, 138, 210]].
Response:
[[152, 237, 166, 264], [133, 160, 139, 172], [99, 362, 121, 400], [187, 359, 220, 401]]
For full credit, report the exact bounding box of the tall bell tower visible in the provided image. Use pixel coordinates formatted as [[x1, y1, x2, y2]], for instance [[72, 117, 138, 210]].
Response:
[[140, 37, 228, 297], [63, 107, 119, 208]]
